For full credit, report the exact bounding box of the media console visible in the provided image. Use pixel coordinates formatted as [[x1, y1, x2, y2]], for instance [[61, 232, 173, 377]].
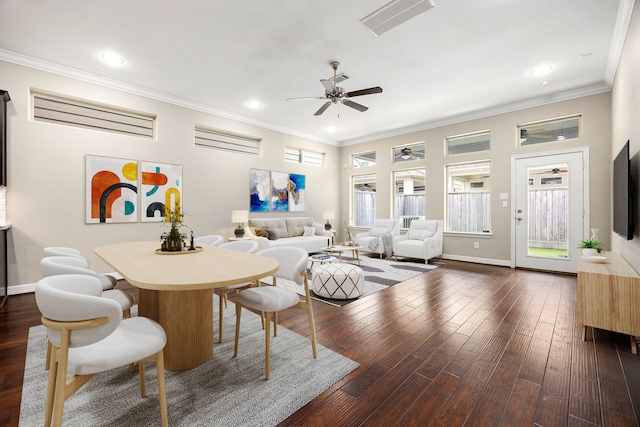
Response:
[[577, 251, 640, 353]]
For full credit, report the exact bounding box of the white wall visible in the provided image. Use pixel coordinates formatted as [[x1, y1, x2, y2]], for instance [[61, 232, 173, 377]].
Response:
[[611, 1, 640, 272], [2, 61, 340, 288], [341, 92, 612, 265]]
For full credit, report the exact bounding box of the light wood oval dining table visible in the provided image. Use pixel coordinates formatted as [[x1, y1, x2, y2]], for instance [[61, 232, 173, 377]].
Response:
[[95, 240, 279, 371]]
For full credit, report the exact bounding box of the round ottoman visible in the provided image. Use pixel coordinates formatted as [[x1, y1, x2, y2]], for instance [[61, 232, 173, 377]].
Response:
[[312, 263, 364, 300]]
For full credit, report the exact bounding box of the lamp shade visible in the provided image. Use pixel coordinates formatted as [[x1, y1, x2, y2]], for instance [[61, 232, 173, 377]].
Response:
[[322, 210, 335, 220], [231, 210, 248, 223]]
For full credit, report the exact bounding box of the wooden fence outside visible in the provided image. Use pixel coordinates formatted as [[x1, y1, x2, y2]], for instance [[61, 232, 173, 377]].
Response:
[[528, 189, 568, 248], [448, 192, 490, 233]]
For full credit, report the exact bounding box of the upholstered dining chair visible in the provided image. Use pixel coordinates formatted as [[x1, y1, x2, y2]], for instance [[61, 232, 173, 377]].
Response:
[[35, 274, 168, 427], [194, 234, 224, 246], [40, 256, 137, 371], [216, 240, 260, 342], [233, 246, 317, 380], [43, 246, 118, 290]]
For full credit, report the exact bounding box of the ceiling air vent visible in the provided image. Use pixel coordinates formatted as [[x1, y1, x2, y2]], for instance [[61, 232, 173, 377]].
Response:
[[360, 0, 436, 36]]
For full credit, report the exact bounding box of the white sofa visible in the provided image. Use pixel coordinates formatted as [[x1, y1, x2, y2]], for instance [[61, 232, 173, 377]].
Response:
[[393, 219, 443, 263], [245, 217, 332, 253], [354, 218, 401, 258]]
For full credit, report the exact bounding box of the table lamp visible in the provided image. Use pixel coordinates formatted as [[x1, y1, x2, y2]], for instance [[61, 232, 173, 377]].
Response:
[[232, 210, 248, 237], [322, 210, 334, 230]]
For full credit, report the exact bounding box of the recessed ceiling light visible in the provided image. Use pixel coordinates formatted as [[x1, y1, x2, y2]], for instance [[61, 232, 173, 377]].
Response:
[[531, 65, 552, 76], [100, 53, 124, 65], [247, 100, 262, 109], [542, 81, 549, 86], [327, 125, 336, 132]]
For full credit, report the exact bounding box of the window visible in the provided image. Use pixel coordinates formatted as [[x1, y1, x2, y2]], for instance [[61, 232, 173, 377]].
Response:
[[285, 147, 324, 166], [352, 151, 376, 168], [446, 131, 490, 155], [32, 92, 155, 138], [446, 162, 490, 233], [393, 168, 425, 228], [518, 115, 580, 146], [194, 126, 260, 155], [352, 174, 376, 227], [392, 142, 425, 163]]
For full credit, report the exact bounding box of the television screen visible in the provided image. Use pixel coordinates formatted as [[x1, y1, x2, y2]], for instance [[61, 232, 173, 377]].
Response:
[[613, 140, 633, 240]]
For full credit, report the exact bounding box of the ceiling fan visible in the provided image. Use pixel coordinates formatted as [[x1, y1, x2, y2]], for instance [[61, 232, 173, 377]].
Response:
[[532, 167, 567, 175], [520, 128, 553, 140], [286, 61, 383, 116], [396, 147, 420, 160]]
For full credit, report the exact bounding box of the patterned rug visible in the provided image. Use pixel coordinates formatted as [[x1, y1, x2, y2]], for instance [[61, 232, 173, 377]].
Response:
[[264, 254, 442, 307], [19, 296, 359, 427]]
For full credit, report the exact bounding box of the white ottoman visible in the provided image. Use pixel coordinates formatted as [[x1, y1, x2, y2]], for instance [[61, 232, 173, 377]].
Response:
[[312, 263, 364, 300]]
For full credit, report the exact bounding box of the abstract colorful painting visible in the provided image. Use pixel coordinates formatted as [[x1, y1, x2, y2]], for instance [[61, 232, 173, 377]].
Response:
[[271, 171, 289, 212], [289, 173, 306, 212], [140, 161, 183, 222], [250, 169, 270, 212], [86, 155, 138, 223]]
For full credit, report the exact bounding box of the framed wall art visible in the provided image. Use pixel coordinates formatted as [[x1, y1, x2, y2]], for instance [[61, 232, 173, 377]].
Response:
[[85, 155, 138, 223], [140, 161, 183, 222]]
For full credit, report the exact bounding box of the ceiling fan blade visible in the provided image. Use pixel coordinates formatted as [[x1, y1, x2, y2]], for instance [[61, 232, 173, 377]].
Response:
[[342, 99, 368, 112], [320, 79, 334, 92], [314, 102, 332, 116], [346, 86, 383, 98], [286, 96, 326, 102]]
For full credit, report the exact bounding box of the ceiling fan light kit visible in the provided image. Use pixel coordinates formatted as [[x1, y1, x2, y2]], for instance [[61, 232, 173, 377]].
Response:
[[287, 61, 383, 117]]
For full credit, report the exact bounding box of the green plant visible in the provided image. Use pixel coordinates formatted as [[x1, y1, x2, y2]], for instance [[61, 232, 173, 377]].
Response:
[[160, 204, 188, 251], [577, 238, 603, 252]]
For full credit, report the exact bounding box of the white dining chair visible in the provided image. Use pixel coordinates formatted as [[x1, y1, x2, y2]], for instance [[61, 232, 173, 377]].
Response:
[[233, 246, 317, 379], [216, 240, 259, 342], [194, 235, 224, 246], [35, 274, 168, 427], [43, 247, 118, 290]]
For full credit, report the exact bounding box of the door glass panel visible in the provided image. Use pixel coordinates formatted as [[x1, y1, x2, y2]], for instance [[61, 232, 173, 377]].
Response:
[[527, 163, 569, 259]]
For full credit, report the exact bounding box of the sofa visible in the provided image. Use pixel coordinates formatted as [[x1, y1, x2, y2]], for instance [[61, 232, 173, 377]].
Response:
[[245, 217, 332, 252], [393, 219, 443, 263], [354, 218, 401, 258]]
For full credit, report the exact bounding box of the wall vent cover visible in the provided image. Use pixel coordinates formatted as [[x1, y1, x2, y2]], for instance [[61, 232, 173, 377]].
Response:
[[361, 0, 436, 36]]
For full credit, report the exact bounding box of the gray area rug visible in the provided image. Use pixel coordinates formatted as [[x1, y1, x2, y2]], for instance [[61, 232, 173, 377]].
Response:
[[20, 296, 359, 426], [269, 255, 442, 307]]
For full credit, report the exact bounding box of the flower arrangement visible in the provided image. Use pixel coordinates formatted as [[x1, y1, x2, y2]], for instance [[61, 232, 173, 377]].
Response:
[[160, 204, 188, 251]]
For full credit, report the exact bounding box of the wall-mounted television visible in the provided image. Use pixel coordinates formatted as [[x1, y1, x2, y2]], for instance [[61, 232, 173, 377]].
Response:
[[613, 140, 634, 240]]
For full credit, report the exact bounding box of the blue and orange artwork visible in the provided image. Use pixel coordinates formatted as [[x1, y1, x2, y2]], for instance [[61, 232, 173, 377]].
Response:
[[289, 173, 305, 212], [271, 171, 289, 213], [86, 155, 138, 223], [250, 169, 270, 212], [140, 161, 183, 222]]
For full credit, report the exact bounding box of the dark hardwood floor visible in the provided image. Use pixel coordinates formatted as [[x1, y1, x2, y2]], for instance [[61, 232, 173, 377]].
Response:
[[1, 260, 639, 426]]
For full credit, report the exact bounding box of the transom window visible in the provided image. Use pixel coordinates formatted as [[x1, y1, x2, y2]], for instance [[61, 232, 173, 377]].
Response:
[[446, 162, 491, 233], [518, 115, 580, 146], [392, 142, 425, 163], [285, 147, 324, 166], [352, 151, 376, 168], [446, 131, 490, 156]]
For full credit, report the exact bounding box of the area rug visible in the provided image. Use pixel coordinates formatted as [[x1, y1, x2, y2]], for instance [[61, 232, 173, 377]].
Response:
[[19, 296, 359, 427], [264, 255, 442, 307]]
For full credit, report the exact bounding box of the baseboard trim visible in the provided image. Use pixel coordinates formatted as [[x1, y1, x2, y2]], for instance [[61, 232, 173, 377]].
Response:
[[441, 254, 512, 267]]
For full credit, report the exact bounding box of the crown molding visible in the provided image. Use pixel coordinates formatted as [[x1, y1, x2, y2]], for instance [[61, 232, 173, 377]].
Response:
[[0, 49, 339, 146]]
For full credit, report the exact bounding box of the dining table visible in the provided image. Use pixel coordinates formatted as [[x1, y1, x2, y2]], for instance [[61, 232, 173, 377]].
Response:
[[95, 240, 279, 371]]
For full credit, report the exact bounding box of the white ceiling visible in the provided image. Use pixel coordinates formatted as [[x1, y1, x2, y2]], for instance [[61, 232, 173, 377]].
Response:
[[0, 0, 633, 146]]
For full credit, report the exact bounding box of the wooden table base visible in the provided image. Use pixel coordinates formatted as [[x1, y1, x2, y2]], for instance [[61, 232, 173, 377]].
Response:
[[139, 288, 214, 371]]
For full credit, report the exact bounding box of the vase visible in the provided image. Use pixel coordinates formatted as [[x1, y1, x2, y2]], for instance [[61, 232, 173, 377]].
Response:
[[590, 228, 600, 241], [165, 227, 183, 252]]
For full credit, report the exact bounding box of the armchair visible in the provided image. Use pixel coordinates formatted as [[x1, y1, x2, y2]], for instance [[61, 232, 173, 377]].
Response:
[[393, 219, 443, 263], [354, 219, 401, 258]]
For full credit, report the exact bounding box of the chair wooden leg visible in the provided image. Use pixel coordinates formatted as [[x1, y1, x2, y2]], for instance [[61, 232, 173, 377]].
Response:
[[234, 303, 242, 356], [273, 311, 278, 337], [156, 351, 168, 427], [45, 340, 51, 370], [307, 305, 318, 358], [52, 334, 70, 427], [139, 361, 146, 397], [265, 311, 272, 380], [44, 345, 58, 427]]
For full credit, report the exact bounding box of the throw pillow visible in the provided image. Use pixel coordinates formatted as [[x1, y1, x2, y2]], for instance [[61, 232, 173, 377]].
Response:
[[266, 229, 278, 240], [303, 226, 316, 236], [407, 229, 427, 240], [254, 227, 269, 238], [314, 225, 324, 236], [369, 227, 387, 237], [424, 231, 436, 239]]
